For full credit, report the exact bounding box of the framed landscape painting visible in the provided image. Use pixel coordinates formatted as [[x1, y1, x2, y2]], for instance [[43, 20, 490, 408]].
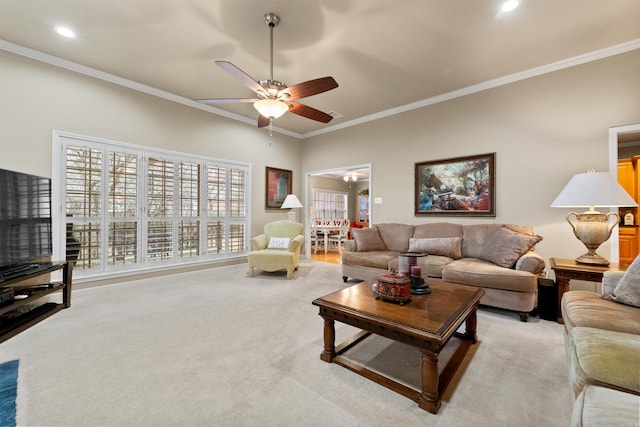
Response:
[[415, 153, 495, 216], [265, 167, 292, 209]]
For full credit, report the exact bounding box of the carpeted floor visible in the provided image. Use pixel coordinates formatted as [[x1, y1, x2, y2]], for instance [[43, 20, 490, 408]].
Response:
[[0, 261, 573, 426]]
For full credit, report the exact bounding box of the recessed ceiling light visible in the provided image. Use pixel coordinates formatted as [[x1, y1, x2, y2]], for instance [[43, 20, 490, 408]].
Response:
[[501, 0, 520, 13], [54, 26, 76, 38]]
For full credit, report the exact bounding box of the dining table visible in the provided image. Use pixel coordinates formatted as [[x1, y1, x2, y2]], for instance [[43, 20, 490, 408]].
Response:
[[314, 220, 347, 254], [317, 224, 341, 254]]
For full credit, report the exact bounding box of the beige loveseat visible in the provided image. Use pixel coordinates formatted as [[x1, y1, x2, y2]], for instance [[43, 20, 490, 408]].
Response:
[[561, 256, 640, 426], [342, 222, 545, 321]]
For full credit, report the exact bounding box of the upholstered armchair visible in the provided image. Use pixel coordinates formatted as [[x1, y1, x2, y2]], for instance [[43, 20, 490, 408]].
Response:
[[247, 220, 305, 279]]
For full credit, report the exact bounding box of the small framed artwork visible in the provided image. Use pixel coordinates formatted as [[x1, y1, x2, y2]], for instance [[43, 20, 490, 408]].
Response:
[[265, 167, 292, 209], [415, 153, 495, 216]]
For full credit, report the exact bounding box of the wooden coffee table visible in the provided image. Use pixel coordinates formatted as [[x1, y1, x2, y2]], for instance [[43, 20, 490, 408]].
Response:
[[312, 278, 484, 414]]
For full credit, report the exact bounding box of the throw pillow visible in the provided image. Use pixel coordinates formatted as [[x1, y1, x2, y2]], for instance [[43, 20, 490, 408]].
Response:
[[479, 226, 542, 269], [606, 255, 640, 308], [352, 227, 387, 252], [408, 237, 462, 259], [267, 237, 291, 249]]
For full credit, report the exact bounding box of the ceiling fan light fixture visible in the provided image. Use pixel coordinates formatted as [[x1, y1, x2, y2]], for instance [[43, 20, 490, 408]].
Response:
[[344, 172, 358, 182], [254, 99, 289, 119]]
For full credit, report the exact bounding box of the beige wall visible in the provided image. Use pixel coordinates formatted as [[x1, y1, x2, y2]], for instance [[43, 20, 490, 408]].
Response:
[[302, 50, 640, 267], [2, 48, 640, 273], [0, 51, 302, 238]]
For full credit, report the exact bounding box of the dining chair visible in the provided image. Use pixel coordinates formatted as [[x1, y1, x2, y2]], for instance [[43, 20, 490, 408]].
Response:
[[328, 219, 350, 253], [310, 221, 323, 254]]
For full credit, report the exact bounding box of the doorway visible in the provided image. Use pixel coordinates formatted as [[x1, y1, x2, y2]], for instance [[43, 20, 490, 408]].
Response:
[[304, 163, 372, 261], [609, 124, 640, 262]]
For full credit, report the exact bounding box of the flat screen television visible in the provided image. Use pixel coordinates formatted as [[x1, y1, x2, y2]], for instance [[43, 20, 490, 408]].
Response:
[[0, 168, 52, 279]]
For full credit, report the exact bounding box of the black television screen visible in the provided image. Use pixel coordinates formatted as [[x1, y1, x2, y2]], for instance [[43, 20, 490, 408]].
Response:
[[0, 168, 52, 271]]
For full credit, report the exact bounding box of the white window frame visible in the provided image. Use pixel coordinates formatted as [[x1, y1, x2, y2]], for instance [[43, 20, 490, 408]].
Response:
[[311, 188, 348, 220], [52, 131, 251, 280]]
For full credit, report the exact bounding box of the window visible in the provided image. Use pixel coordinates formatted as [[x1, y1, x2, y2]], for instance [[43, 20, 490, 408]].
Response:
[[55, 133, 250, 278], [311, 189, 348, 220]]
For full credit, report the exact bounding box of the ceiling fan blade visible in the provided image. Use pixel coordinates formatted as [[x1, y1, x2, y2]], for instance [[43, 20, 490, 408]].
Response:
[[196, 98, 258, 104], [257, 114, 270, 128], [279, 77, 338, 100], [288, 102, 334, 123], [215, 61, 265, 94]]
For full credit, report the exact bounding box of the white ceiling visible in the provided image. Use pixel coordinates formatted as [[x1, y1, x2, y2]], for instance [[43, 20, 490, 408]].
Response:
[[1, 0, 639, 139]]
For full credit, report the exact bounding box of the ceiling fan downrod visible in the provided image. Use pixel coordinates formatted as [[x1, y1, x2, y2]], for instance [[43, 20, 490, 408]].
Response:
[[264, 13, 279, 82]]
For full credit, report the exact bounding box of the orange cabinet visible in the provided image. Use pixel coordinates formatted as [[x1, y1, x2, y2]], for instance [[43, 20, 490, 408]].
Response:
[[618, 158, 639, 263], [618, 158, 636, 199], [619, 226, 638, 264]]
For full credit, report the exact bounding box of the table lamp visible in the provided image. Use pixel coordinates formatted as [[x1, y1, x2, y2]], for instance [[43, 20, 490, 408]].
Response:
[[551, 169, 637, 265], [281, 194, 303, 222]]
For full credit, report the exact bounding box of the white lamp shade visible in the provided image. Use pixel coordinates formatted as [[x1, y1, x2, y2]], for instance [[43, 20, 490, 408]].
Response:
[[254, 99, 289, 119], [281, 194, 303, 209], [551, 171, 637, 208]]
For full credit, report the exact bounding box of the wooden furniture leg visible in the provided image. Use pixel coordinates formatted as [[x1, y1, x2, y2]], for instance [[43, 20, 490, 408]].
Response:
[[320, 318, 336, 362], [419, 350, 440, 414]]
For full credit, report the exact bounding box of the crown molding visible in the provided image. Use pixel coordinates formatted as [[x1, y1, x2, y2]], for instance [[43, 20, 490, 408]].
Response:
[[2, 38, 638, 140], [0, 39, 301, 139], [303, 39, 640, 139]]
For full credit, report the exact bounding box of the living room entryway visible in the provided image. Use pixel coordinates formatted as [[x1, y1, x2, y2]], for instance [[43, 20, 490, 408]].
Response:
[[305, 164, 371, 264]]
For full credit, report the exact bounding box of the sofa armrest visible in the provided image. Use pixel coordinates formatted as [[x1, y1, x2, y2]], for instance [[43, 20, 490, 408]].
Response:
[[251, 234, 268, 251], [602, 271, 625, 295], [344, 239, 356, 252], [289, 235, 304, 253], [515, 252, 546, 275]]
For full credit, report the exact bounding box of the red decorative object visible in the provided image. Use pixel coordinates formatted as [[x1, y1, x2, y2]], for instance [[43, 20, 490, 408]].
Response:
[[375, 271, 412, 305]]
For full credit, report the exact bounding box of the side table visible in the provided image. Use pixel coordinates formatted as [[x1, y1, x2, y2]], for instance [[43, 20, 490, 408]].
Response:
[[549, 257, 628, 324]]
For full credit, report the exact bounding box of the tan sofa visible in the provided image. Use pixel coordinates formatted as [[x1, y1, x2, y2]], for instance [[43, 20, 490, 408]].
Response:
[[561, 260, 640, 426], [341, 222, 545, 321]]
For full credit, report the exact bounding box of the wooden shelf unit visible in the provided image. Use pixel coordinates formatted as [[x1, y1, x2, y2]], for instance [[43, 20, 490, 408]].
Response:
[[0, 262, 72, 343]]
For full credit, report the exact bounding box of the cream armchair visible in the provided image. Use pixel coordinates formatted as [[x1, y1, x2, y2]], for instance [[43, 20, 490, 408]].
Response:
[[247, 220, 305, 279]]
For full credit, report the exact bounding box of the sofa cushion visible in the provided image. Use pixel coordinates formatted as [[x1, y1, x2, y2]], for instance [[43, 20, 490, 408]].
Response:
[[568, 327, 640, 397], [462, 224, 503, 259], [388, 255, 453, 278], [478, 226, 542, 268], [442, 258, 537, 292], [341, 250, 398, 270], [571, 386, 640, 427], [413, 222, 463, 239], [351, 227, 387, 252], [561, 290, 640, 335], [408, 237, 462, 259], [376, 223, 415, 252], [605, 254, 640, 308]]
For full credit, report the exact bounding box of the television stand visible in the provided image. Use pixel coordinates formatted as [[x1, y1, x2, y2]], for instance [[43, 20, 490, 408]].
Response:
[[0, 262, 72, 343]]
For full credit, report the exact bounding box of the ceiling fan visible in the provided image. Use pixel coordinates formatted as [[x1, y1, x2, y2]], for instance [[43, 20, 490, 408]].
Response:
[[196, 13, 339, 129]]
